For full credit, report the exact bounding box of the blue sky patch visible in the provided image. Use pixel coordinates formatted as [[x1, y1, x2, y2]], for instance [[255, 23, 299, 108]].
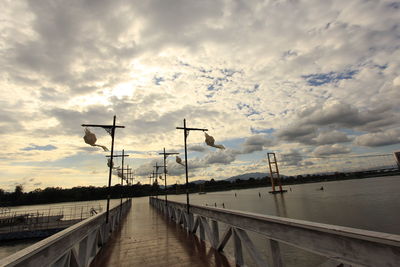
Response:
[[207, 84, 216, 91], [220, 68, 238, 77], [237, 103, 260, 117], [21, 144, 57, 151], [302, 70, 358, 86], [153, 76, 165, 85], [250, 127, 275, 134]]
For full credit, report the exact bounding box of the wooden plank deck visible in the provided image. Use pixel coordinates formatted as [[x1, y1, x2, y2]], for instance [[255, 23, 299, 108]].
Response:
[[91, 198, 233, 267]]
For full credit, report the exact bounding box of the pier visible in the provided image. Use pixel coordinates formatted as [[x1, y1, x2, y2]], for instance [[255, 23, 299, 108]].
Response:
[[91, 198, 232, 267], [1, 197, 400, 267], [0, 204, 103, 241]]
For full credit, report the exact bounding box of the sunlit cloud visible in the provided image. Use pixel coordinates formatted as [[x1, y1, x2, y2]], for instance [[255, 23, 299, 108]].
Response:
[[0, 0, 399, 191]]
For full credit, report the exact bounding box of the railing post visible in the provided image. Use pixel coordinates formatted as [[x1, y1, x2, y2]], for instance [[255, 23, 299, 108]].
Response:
[[211, 220, 219, 248], [78, 236, 88, 266], [148, 199, 400, 267], [268, 239, 283, 267], [188, 212, 194, 232], [233, 228, 244, 266], [0, 200, 131, 267], [199, 217, 205, 241]]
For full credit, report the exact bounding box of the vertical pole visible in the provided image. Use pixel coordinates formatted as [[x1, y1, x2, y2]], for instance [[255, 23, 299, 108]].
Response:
[[268, 239, 283, 267], [106, 115, 116, 224], [152, 172, 154, 196], [155, 163, 158, 199], [268, 153, 276, 192], [120, 149, 124, 219], [211, 220, 219, 248], [233, 229, 244, 266], [183, 119, 189, 214], [273, 153, 283, 191], [164, 148, 168, 206]]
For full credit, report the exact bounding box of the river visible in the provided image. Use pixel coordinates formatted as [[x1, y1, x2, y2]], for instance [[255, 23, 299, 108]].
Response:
[[1, 176, 399, 265], [168, 175, 400, 235], [167, 175, 400, 266]]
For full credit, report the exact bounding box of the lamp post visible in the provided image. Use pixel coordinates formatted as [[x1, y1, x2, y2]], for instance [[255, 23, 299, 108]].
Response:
[[106, 149, 129, 217], [126, 165, 133, 185], [176, 119, 208, 214], [82, 115, 125, 223], [153, 162, 165, 199], [159, 148, 179, 206]]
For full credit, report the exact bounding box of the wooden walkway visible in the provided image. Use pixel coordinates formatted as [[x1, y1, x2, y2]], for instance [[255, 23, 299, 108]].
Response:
[[91, 198, 233, 267]]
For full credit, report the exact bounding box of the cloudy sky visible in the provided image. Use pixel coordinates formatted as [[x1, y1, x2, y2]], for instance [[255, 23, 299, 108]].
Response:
[[1, 0, 399, 191]]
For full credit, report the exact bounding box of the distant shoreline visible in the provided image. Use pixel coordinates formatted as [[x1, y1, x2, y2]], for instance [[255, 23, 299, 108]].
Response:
[[1, 170, 399, 207]]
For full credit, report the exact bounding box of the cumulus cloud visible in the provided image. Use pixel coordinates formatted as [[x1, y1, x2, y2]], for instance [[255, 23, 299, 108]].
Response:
[[1, 0, 399, 189], [314, 130, 352, 145], [21, 144, 57, 151], [355, 128, 400, 147], [280, 150, 304, 167], [240, 135, 274, 154], [276, 101, 399, 145], [188, 145, 208, 152], [204, 149, 236, 165], [277, 125, 317, 145], [313, 144, 351, 157]]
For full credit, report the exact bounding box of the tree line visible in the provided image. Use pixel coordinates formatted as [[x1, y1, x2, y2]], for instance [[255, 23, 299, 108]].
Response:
[[1, 169, 397, 207]]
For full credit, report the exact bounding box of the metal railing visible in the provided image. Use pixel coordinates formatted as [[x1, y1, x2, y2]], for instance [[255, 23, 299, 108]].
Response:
[[150, 197, 400, 267], [0, 204, 103, 237], [0, 199, 131, 267]]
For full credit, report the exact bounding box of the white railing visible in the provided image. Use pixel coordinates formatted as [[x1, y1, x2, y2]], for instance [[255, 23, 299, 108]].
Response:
[[150, 197, 400, 267], [0, 199, 131, 267]]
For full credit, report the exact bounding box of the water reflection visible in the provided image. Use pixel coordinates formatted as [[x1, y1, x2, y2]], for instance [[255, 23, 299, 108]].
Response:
[[272, 193, 288, 217]]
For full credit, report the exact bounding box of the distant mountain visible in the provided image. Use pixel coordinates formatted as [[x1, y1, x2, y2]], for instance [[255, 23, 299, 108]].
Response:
[[189, 172, 288, 185], [190, 179, 208, 184], [225, 172, 268, 182]]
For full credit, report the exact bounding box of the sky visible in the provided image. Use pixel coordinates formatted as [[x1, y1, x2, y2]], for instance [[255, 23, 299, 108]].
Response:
[[1, 0, 399, 192]]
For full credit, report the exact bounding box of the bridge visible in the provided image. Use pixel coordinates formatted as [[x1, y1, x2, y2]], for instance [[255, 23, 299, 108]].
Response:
[[1, 197, 400, 267]]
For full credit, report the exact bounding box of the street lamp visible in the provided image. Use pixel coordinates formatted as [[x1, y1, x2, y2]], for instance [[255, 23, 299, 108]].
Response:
[[82, 115, 125, 223], [153, 162, 165, 199], [106, 149, 129, 215], [176, 118, 208, 214], [159, 148, 179, 206]]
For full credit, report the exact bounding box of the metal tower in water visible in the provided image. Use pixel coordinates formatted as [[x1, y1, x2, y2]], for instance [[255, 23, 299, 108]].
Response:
[[267, 152, 287, 194]]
